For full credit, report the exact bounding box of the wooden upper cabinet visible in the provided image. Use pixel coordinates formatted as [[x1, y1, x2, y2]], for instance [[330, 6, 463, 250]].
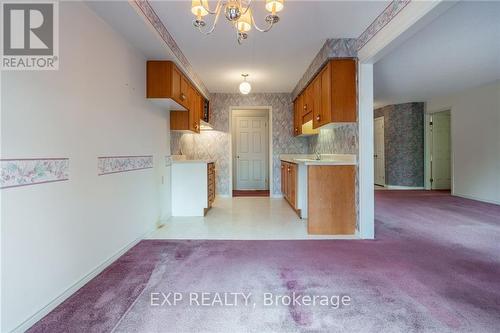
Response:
[[331, 59, 356, 123], [312, 59, 357, 128], [291, 59, 356, 134], [148, 61, 206, 133], [147, 61, 187, 108]]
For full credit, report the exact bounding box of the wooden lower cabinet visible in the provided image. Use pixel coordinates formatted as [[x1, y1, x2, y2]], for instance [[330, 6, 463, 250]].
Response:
[[281, 161, 299, 214], [307, 165, 356, 235], [207, 162, 215, 210]]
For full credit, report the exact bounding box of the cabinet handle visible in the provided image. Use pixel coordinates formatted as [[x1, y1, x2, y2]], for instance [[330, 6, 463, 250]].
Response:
[[180, 93, 186, 101], [194, 123, 199, 130], [316, 115, 321, 121], [294, 127, 298, 133], [303, 104, 307, 111]]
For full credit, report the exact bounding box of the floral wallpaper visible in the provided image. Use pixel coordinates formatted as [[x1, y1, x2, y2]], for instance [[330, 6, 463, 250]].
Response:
[[374, 102, 424, 187], [291, 38, 358, 100], [308, 125, 359, 155], [171, 93, 309, 196], [1, 158, 69, 189], [97, 156, 154, 176]]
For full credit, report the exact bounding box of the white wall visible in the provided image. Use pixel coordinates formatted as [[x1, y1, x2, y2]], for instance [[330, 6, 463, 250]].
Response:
[[1, 2, 171, 331], [426, 81, 500, 204]]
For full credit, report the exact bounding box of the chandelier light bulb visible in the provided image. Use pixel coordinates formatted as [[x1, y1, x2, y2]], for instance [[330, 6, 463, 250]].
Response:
[[265, 0, 284, 14], [191, 0, 209, 17], [239, 74, 251, 95]]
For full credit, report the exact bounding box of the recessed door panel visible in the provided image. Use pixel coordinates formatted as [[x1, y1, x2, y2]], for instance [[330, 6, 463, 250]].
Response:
[[239, 132, 249, 153], [253, 160, 262, 180]]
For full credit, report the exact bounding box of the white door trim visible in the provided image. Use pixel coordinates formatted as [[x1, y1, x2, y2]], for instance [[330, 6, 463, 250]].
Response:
[[229, 106, 273, 197], [374, 116, 385, 186], [424, 108, 453, 191]]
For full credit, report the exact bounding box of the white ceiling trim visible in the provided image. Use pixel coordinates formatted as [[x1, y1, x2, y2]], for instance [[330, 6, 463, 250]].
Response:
[[131, 0, 210, 98]]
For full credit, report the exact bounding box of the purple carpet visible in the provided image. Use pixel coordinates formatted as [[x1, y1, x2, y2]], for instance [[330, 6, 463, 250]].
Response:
[[28, 191, 500, 332]]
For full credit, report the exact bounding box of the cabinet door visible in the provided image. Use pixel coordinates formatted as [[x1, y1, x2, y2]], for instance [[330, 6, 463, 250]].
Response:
[[304, 85, 313, 117], [187, 85, 199, 132], [286, 163, 291, 201], [281, 162, 286, 195], [315, 63, 332, 128], [331, 59, 357, 122], [293, 99, 302, 136], [312, 74, 321, 126], [180, 74, 189, 108], [289, 163, 297, 208], [195, 90, 202, 130], [171, 65, 182, 104]]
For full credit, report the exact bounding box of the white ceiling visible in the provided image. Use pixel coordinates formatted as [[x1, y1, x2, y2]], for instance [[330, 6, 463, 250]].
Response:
[[374, 1, 500, 108], [150, 0, 388, 93]]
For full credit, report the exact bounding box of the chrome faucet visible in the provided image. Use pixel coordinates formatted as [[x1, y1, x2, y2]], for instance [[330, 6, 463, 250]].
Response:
[[315, 152, 321, 160]]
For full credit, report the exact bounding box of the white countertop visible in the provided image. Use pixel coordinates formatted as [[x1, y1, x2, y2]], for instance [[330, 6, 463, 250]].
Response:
[[280, 154, 357, 166]]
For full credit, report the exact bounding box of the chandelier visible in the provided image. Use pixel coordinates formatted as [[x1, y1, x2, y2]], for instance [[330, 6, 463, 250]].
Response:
[[191, 0, 284, 44]]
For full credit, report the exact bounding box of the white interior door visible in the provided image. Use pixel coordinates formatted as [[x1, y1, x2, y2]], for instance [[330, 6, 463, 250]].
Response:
[[431, 111, 451, 189], [374, 117, 385, 186], [235, 116, 268, 190]]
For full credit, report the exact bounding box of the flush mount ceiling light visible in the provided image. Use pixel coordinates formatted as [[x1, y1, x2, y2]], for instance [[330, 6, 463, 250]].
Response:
[[191, 0, 284, 44], [239, 74, 251, 94]]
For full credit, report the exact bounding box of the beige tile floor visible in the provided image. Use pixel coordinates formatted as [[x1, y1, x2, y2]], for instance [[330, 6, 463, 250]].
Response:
[[148, 197, 359, 240]]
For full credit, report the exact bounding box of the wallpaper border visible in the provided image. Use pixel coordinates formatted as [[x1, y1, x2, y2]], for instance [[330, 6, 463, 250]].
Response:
[[131, 0, 209, 98], [356, 0, 412, 50], [97, 155, 154, 176], [1, 158, 69, 189]]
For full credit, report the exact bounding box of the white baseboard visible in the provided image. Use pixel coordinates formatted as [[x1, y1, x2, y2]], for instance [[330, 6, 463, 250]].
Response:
[[216, 194, 231, 198], [271, 194, 283, 199], [10, 226, 156, 333], [386, 185, 425, 190], [452, 192, 500, 205]]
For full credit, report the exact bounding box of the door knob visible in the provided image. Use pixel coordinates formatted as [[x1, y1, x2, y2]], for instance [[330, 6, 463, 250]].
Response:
[[316, 115, 321, 121]]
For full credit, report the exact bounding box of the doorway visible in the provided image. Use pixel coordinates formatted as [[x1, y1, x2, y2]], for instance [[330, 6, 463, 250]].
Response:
[[426, 110, 451, 190], [231, 109, 271, 195], [374, 116, 385, 186]]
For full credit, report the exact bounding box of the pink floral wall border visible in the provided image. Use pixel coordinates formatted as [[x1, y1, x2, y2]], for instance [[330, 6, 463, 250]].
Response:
[[1, 158, 69, 189], [97, 155, 154, 176], [356, 0, 412, 50], [131, 0, 210, 99]]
